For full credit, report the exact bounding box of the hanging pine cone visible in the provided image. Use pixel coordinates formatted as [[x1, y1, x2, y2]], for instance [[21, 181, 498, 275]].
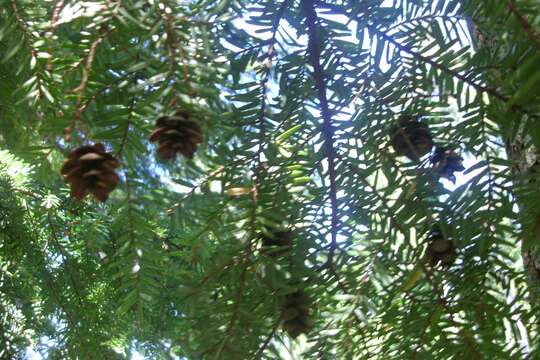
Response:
[[261, 229, 293, 257], [431, 147, 465, 183], [390, 115, 433, 161], [149, 109, 202, 160], [281, 290, 313, 338], [60, 143, 120, 202], [426, 226, 456, 267]]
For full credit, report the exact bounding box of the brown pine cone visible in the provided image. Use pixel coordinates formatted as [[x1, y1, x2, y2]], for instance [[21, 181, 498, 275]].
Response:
[[426, 226, 456, 267], [431, 147, 465, 183], [61, 143, 120, 202], [390, 115, 433, 161], [282, 290, 313, 338], [149, 110, 203, 160], [261, 229, 293, 257]]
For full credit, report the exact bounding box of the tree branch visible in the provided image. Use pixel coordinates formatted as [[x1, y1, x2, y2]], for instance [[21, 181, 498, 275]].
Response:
[[301, 0, 339, 268], [376, 30, 509, 103], [46, 0, 65, 71], [73, 26, 111, 120], [214, 3, 289, 357], [507, 0, 540, 54]]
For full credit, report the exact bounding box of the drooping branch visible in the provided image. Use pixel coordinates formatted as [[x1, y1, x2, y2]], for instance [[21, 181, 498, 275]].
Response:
[[73, 26, 110, 120], [46, 0, 65, 71], [376, 31, 509, 103], [10, 0, 45, 100], [506, 0, 540, 54], [213, 3, 289, 357], [301, 0, 339, 268]]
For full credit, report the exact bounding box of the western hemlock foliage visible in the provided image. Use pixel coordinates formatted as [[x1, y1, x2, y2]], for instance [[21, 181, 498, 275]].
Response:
[[1, 0, 540, 359]]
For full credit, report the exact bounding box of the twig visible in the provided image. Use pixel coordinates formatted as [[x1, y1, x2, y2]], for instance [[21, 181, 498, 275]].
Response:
[[251, 315, 283, 360], [13, 188, 41, 199], [46, 212, 84, 307], [117, 96, 136, 158], [46, 0, 65, 71], [10, 0, 44, 99], [166, 159, 247, 214], [78, 71, 134, 117], [160, 1, 194, 101], [507, 0, 540, 54], [376, 30, 509, 103], [301, 0, 340, 269], [73, 26, 110, 120], [214, 246, 251, 359], [339, 154, 407, 237]]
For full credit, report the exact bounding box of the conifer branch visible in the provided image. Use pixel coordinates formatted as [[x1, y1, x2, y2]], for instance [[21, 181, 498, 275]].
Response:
[[73, 26, 111, 121], [301, 0, 340, 269], [506, 0, 540, 54], [46, 0, 65, 71], [10, 0, 44, 100], [214, 3, 288, 357], [376, 31, 509, 103]]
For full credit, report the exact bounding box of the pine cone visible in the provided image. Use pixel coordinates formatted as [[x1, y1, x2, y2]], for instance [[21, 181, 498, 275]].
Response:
[[390, 116, 433, 160], [426, 227, 456, 267], [61, 143, 120, 202], [282, 290, 313, 338], [149, 110, 203, 160], [431, 147, 465, 183], [261, 229, 293, 257]]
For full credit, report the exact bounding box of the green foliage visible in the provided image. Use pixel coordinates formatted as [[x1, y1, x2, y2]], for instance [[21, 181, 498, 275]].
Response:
[[0, 0, 540, 358]]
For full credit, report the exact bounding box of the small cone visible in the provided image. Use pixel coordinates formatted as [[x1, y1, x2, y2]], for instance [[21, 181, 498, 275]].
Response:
[[61, 143, 120, 202], [261, 229, 293, 257], [431, 147, 465, 183], [281, 290, 313, 338], [390, 116, 433, 160], [149, 110, 203, 160], [426, 226, 456, 267]]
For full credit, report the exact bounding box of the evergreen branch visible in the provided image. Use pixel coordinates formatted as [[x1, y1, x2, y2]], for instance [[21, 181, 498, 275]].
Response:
[[167, 158, 248, 214], [160, 1, 194, 102], [387, 14, 467, 33], [79, 70, 136, 115], [10, 0, 44, 100], [421, 264, 483, 359], [46, 0, 65, 71], [122, 171, 143, 318], [215, 3, 289, 357], [375, 30, 509, 103], [214, 248, 250, 359], [340, 155, 407, 237], [117, 94, 136, 158], [46, 212, 84, 306], [251, 315, 282, 360], [302, 0, 339, 269], [124, 173, 136, 247], [411, 305, 441, 358], [73, 26, 110, 121], [506, 0, 540, 54], [179, 257, 236, 302], [254, 0, 288, 175], [20, 203, 83, 354]]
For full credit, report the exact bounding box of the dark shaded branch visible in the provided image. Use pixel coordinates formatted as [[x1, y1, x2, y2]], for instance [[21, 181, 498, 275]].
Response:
[[251, 315, 283, 359], [507, 0, 540, 54], [117, 95, 135, 158], [301, 0, 339, 267]]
